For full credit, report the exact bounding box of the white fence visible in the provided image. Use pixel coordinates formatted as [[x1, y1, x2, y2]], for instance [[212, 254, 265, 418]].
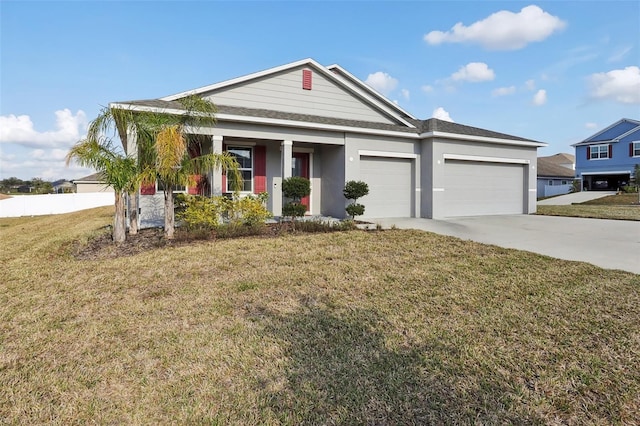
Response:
[[0, 193, 114, 218]]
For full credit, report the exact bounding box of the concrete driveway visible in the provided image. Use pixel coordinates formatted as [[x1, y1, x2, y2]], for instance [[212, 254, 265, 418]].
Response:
[[371, 215, 640, 274], [537, 191, 616, 205]]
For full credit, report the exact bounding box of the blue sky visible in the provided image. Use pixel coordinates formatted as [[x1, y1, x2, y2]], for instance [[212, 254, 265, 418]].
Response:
[[1, 0, 639, 180]]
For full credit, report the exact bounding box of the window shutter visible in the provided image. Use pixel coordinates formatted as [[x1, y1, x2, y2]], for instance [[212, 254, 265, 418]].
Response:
[[253, 145, 266, 194], [608, 145, 613, 158], [140, 182, 156, 195], [586, 146, 590, 159], [302, 69, 312, 90], [631, 143, 634, 157]]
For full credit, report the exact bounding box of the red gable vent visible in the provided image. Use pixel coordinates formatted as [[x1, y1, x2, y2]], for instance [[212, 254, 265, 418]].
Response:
[[302, 69, 312, 90]]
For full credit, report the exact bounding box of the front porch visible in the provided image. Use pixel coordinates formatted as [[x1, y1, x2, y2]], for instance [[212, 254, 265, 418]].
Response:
[[137, 133, 347, 229]]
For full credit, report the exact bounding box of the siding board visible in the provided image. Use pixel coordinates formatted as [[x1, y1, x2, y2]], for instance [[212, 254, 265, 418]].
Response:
[[203, 67, 397, 125]]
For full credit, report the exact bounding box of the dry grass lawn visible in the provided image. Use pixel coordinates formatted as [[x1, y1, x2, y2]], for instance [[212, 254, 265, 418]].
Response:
[[1, 207, 639, 424], [537, 193, 640, 221]]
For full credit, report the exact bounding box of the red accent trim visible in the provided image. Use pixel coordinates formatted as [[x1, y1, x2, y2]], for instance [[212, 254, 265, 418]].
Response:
[[630, 143, 634, 157], [140, 182, 156, 195], [292, 152, 310, 211], [254, 145, 266, 194], [302, 69, 312, 90], [608, 144, 613, 158], [586, 146, 590, 159]]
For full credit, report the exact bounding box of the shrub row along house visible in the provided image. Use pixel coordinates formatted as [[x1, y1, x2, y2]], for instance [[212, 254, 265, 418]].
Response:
[[573, 118, 640, 191], [111, 59, 546, 228]]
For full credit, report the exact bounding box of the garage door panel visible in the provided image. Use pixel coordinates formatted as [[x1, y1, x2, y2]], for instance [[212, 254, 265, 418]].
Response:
[[444, 160, 524, 217], [360, 157, 413, 218]]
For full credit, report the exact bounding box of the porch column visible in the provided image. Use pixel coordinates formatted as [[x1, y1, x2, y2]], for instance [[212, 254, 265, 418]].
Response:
[[211, 135, 223, 195], [281, 140, 293, 179], [274, 140, 293, 217]]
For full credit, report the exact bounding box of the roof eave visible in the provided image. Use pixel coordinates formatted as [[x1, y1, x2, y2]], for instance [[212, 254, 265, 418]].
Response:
[[421, 131, 547, 148]]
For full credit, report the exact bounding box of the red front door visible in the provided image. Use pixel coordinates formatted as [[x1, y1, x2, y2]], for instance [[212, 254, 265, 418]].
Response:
[[292, 152, 310, 212]]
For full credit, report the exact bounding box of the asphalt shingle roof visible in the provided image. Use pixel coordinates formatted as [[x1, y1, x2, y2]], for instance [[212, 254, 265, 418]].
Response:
[[117, 99, 541, 143]]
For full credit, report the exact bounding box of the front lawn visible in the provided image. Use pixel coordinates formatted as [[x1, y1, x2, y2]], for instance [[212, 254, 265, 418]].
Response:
[[536, 204, 640, 221], [1, 207, 638, 424], [581, 192, 639, 206], [537, 192, 640, 220]]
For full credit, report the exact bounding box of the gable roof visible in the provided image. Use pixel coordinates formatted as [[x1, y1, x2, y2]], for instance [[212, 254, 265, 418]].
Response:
[[326, 63, 417, 121], [160, 58, 416, 129], [110, 59, 545, 147], [72, 172, 105, 183], [416, 118, 541, 143], [572, 118, 640, 146], [537, 154, 575, 178]]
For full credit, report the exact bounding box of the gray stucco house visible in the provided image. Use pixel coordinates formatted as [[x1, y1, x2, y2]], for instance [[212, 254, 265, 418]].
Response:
[[111, 58, 546, 227]]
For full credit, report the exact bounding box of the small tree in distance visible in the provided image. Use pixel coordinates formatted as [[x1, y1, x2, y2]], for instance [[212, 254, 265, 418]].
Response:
[[343, 180, 369, 220]]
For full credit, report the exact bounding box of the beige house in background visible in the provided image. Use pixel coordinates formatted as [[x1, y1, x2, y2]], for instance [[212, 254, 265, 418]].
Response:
[[73, 173, 114, 194]]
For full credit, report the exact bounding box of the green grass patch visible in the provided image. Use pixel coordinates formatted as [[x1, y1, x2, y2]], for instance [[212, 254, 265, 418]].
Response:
[[536, 204, 640, 221], [1, 207, 639, 424], [580, 193, 639, 206]]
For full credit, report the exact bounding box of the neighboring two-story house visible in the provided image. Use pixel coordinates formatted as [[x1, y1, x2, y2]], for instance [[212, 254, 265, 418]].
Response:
[[573, 118, 640, 191]]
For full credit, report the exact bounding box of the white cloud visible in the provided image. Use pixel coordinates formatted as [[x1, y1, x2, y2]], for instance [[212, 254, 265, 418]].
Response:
[[432, 107, 454, 122], [525, 79, 536, 90], [532, 89, 547, 106], [0, 109, 87, 149], [0, 148, 93, 180], [585, 122, 598, 129], [588, 66, 640, 104], [492, 86, 516, 97], [421, 85, 434, 93], [450, 62, 495, 83], [423, 5, 566, 50], [364, 71, 398, 96], [401, 89, 410, 100]]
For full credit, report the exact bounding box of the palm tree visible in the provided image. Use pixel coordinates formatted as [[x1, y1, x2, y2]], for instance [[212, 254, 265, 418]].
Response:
[[137, 96, 242, 239], [77, 106, 151, 235], [66, 136, 136, 243]]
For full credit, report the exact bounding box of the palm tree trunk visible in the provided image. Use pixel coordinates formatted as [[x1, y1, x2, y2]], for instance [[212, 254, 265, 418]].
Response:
[[164, 188, 175, 239], [113, 191, 126, 243], [128, 191, 138, 235]]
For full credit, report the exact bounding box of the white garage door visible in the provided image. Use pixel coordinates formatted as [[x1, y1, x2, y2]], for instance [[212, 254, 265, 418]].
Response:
[[444, 160, 524, 217], [360, 156, 413, 218]]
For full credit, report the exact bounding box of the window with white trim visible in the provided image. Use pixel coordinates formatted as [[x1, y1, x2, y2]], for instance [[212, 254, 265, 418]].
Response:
[[633, 142, 640, 157], [590, 144, 609, 159], [227, 146, 253, 192], [157, 181, 186, 193]]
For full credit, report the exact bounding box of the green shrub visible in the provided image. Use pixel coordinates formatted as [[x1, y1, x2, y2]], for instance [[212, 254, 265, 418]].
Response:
[[176, 195, 226, 231], [345, 203, 365, 218], [343, 180, 369, 219], [343, 180, 369, 200], [282, 202, 307, 218], [282, 177, 310, 201], [282, 177, 311, 222], [177, 192, 271, 233], [224, 192, 272, 226], [622, 185, 638, 193]]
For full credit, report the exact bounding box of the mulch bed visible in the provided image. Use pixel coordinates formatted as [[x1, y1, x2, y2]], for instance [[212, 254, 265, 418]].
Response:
[[72, 222, 369, 261]]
